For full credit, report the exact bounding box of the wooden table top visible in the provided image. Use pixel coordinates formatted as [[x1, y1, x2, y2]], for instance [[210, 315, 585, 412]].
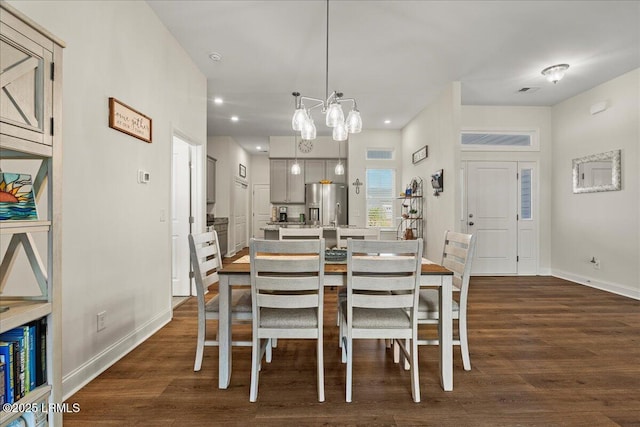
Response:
[[219, 256, 452, 276]]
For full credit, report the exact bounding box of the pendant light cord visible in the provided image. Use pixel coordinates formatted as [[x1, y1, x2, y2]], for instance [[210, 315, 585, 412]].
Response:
[[325, 0, 329, 102]]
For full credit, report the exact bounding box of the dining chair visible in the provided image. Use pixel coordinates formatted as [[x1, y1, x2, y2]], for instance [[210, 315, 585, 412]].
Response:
[[249, 238, 326, 402], [335, 227, 381, 328], [188, 230, 253, 372], [278, 227, 323, 240], [416, 230, 476, 371], [339, 239, 423, 403], [335, 227, 380, 249]]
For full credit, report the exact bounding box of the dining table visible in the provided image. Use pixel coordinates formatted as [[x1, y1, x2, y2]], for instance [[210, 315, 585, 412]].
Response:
[[216, 254, 455, 391]]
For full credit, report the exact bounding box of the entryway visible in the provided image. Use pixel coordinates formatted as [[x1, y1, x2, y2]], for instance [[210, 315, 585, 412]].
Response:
[[464, 161, 537, 275]]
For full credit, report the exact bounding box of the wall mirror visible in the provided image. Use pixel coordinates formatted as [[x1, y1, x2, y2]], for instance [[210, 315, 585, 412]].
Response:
[[572, 149, 621, 193]]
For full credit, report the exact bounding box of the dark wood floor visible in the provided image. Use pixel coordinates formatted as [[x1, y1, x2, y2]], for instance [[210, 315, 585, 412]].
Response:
[[64, 253, 640, 426]]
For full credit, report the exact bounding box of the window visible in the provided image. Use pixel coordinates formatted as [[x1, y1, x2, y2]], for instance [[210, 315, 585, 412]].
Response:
[[520, 169, 532, 220], [366, 169, 395, 228], [461, 130, 538, 151], [366, 148, 394, 160]]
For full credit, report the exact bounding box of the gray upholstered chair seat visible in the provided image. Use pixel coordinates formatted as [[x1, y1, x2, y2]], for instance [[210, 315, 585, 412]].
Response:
[[340, 302, 410, 328], [259, 308, 318, 328]]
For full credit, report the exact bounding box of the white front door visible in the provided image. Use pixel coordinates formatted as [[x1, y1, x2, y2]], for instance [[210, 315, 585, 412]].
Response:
[[467, 161, 518, 274], [171, 137, 192, 296], [252, 184, 271, 238], [234, 180, 248, 253]]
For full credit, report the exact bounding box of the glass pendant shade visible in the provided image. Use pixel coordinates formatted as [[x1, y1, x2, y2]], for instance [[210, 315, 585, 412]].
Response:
[[326, 102, 344, 127], [334, 161, 344, 175], [346, 109, 362, 133], [301, 118, 316, 140], [291, 161, 301, 175], [292, 107, 307, 131], [333, 121, 348, 141], [542, 64, 569, 84]]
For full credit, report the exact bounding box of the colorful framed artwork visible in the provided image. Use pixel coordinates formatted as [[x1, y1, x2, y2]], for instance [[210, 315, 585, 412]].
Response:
[[0, 173, 38, 220]]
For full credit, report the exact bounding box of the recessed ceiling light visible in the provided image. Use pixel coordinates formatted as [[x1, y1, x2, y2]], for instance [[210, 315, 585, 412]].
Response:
[[213, 97, 223, 105], [256, 146, 262, 150], [231, 116, 239, 122], [384, 119, 391, 124], [208, 52, 222, 62]]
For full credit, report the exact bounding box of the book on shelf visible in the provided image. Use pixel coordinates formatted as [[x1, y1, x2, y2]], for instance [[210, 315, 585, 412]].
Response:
[[0, 327, 27, 399], [0, 360, 6, 405], [0, 341, 15, 404]]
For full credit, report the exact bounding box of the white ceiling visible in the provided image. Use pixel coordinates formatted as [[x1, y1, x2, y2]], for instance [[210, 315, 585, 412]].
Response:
[[147, 0, 640, 153]]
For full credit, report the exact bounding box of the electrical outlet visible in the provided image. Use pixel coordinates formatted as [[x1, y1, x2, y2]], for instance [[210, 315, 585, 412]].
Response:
[[97, 311, 106, 332]]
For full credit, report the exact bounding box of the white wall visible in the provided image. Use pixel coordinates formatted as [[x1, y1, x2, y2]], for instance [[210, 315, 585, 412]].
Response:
[[7, 0, 207, 397], [207, 136, 249, 255], [269, 136, 342, 158], [551, 69, 639, 299], [461, 105, 553, 273], [401, 83, 461, 260]]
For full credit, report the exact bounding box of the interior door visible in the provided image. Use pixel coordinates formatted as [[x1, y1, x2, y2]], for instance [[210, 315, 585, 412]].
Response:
[[252, 184, 271, 238], [467, 161, 517, 274], [234, 180, 248, 253], [171, 137, 191, 296]]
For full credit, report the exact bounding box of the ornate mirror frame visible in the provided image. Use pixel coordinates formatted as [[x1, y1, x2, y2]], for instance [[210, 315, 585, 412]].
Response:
[[572, 149, 621, 194]]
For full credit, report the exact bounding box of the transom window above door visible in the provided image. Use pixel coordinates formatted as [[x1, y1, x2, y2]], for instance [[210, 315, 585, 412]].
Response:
[[461, 130, 539, 152]]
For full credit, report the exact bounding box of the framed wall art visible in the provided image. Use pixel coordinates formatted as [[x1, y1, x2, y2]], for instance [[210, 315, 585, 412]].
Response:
[[239, 164, 246, 178], [0, 172, 38, 220], [412, 145, 428, 164], [108, 97, 152, 143]]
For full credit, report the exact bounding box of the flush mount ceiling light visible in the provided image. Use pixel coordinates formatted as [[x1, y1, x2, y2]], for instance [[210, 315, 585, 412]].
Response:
[[541, 64, 569, 84], [213, 97, 223, 105], [291, 0, 362, 142], [208, 52, 222, 62]]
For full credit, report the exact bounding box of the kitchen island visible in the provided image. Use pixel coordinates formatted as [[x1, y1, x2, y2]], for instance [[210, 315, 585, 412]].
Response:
[[261, 223, 370, 248]]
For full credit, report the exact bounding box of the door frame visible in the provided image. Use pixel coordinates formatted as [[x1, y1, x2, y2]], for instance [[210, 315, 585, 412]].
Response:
[[171, 129, 204, 296], [252, 183, 271, 238], [461, 160, 539, 275]]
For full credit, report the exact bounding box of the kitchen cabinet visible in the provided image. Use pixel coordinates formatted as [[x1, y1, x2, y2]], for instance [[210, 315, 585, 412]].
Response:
[[304, 159, 325, 183], [0, 3, 63, 426], [270, 159, 305, 203], [206, 156, 216, 204]]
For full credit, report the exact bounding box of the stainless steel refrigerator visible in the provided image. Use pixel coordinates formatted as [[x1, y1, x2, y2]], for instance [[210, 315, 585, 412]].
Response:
[[305, 183, 348, 226]]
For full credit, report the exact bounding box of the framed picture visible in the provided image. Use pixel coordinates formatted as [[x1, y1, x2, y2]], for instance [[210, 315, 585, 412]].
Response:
[[412, 145, 428, 164], [108, 97, 152, 143], [239, 164, 246, 178], [0, 172, 38, 220]]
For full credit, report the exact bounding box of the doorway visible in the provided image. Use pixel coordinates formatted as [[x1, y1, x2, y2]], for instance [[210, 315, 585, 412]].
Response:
[[464, 161, 537, 275], [171, 134, 203, 296], [233, 179, 248, 254], [252, 184, 271, 238]]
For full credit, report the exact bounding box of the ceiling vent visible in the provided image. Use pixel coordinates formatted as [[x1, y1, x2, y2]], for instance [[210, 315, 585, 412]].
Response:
[[517, 87, 540, 93]]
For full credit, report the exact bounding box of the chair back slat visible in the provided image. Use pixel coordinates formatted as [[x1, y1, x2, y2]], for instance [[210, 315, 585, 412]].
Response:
[[189, 230, 223, 298], [279, 227, 323, 240], [351, 275, 416, 291], [439, 230, 477, 300], [255, 275, 320, 291], [353, 292, 415, 309], [351, 256, 418, 274], [258, 293, 319, 309], [254, 257, 320, 274], [336, 227, 380, 249]]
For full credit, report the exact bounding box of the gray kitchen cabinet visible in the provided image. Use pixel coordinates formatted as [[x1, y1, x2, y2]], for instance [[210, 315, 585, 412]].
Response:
[[270, 159, 305, 203], [206, 156, 216, 204], [325, 159, 346, 183], [304, 159, 325, 183]]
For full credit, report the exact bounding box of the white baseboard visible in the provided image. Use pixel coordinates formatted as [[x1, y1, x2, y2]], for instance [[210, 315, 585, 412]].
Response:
[[552, 269, 639, 300], [62, 309, 172, 400]]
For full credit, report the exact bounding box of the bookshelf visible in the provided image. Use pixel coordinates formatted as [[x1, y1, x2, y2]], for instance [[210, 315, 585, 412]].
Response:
[[0, 2, 64, 425], [397, 177, 424, 241]]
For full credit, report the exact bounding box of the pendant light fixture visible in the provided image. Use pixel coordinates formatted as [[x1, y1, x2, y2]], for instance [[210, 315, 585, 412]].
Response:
[[291, 0, 362, 142], [334, 138, 345, 175], [291, 132, 301, 175]]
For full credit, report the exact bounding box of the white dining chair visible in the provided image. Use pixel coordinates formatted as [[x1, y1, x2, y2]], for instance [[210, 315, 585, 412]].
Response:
[[416, 230, 476, 370], [335, 227, 380, 249], [249, 238, 326, 402], [340, 239, 423, 403], [278, 227, 323, 240], [188, 230, 253, 372]]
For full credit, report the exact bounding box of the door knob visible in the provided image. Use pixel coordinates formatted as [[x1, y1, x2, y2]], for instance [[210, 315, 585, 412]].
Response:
[[468, 222, 474, 226]]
